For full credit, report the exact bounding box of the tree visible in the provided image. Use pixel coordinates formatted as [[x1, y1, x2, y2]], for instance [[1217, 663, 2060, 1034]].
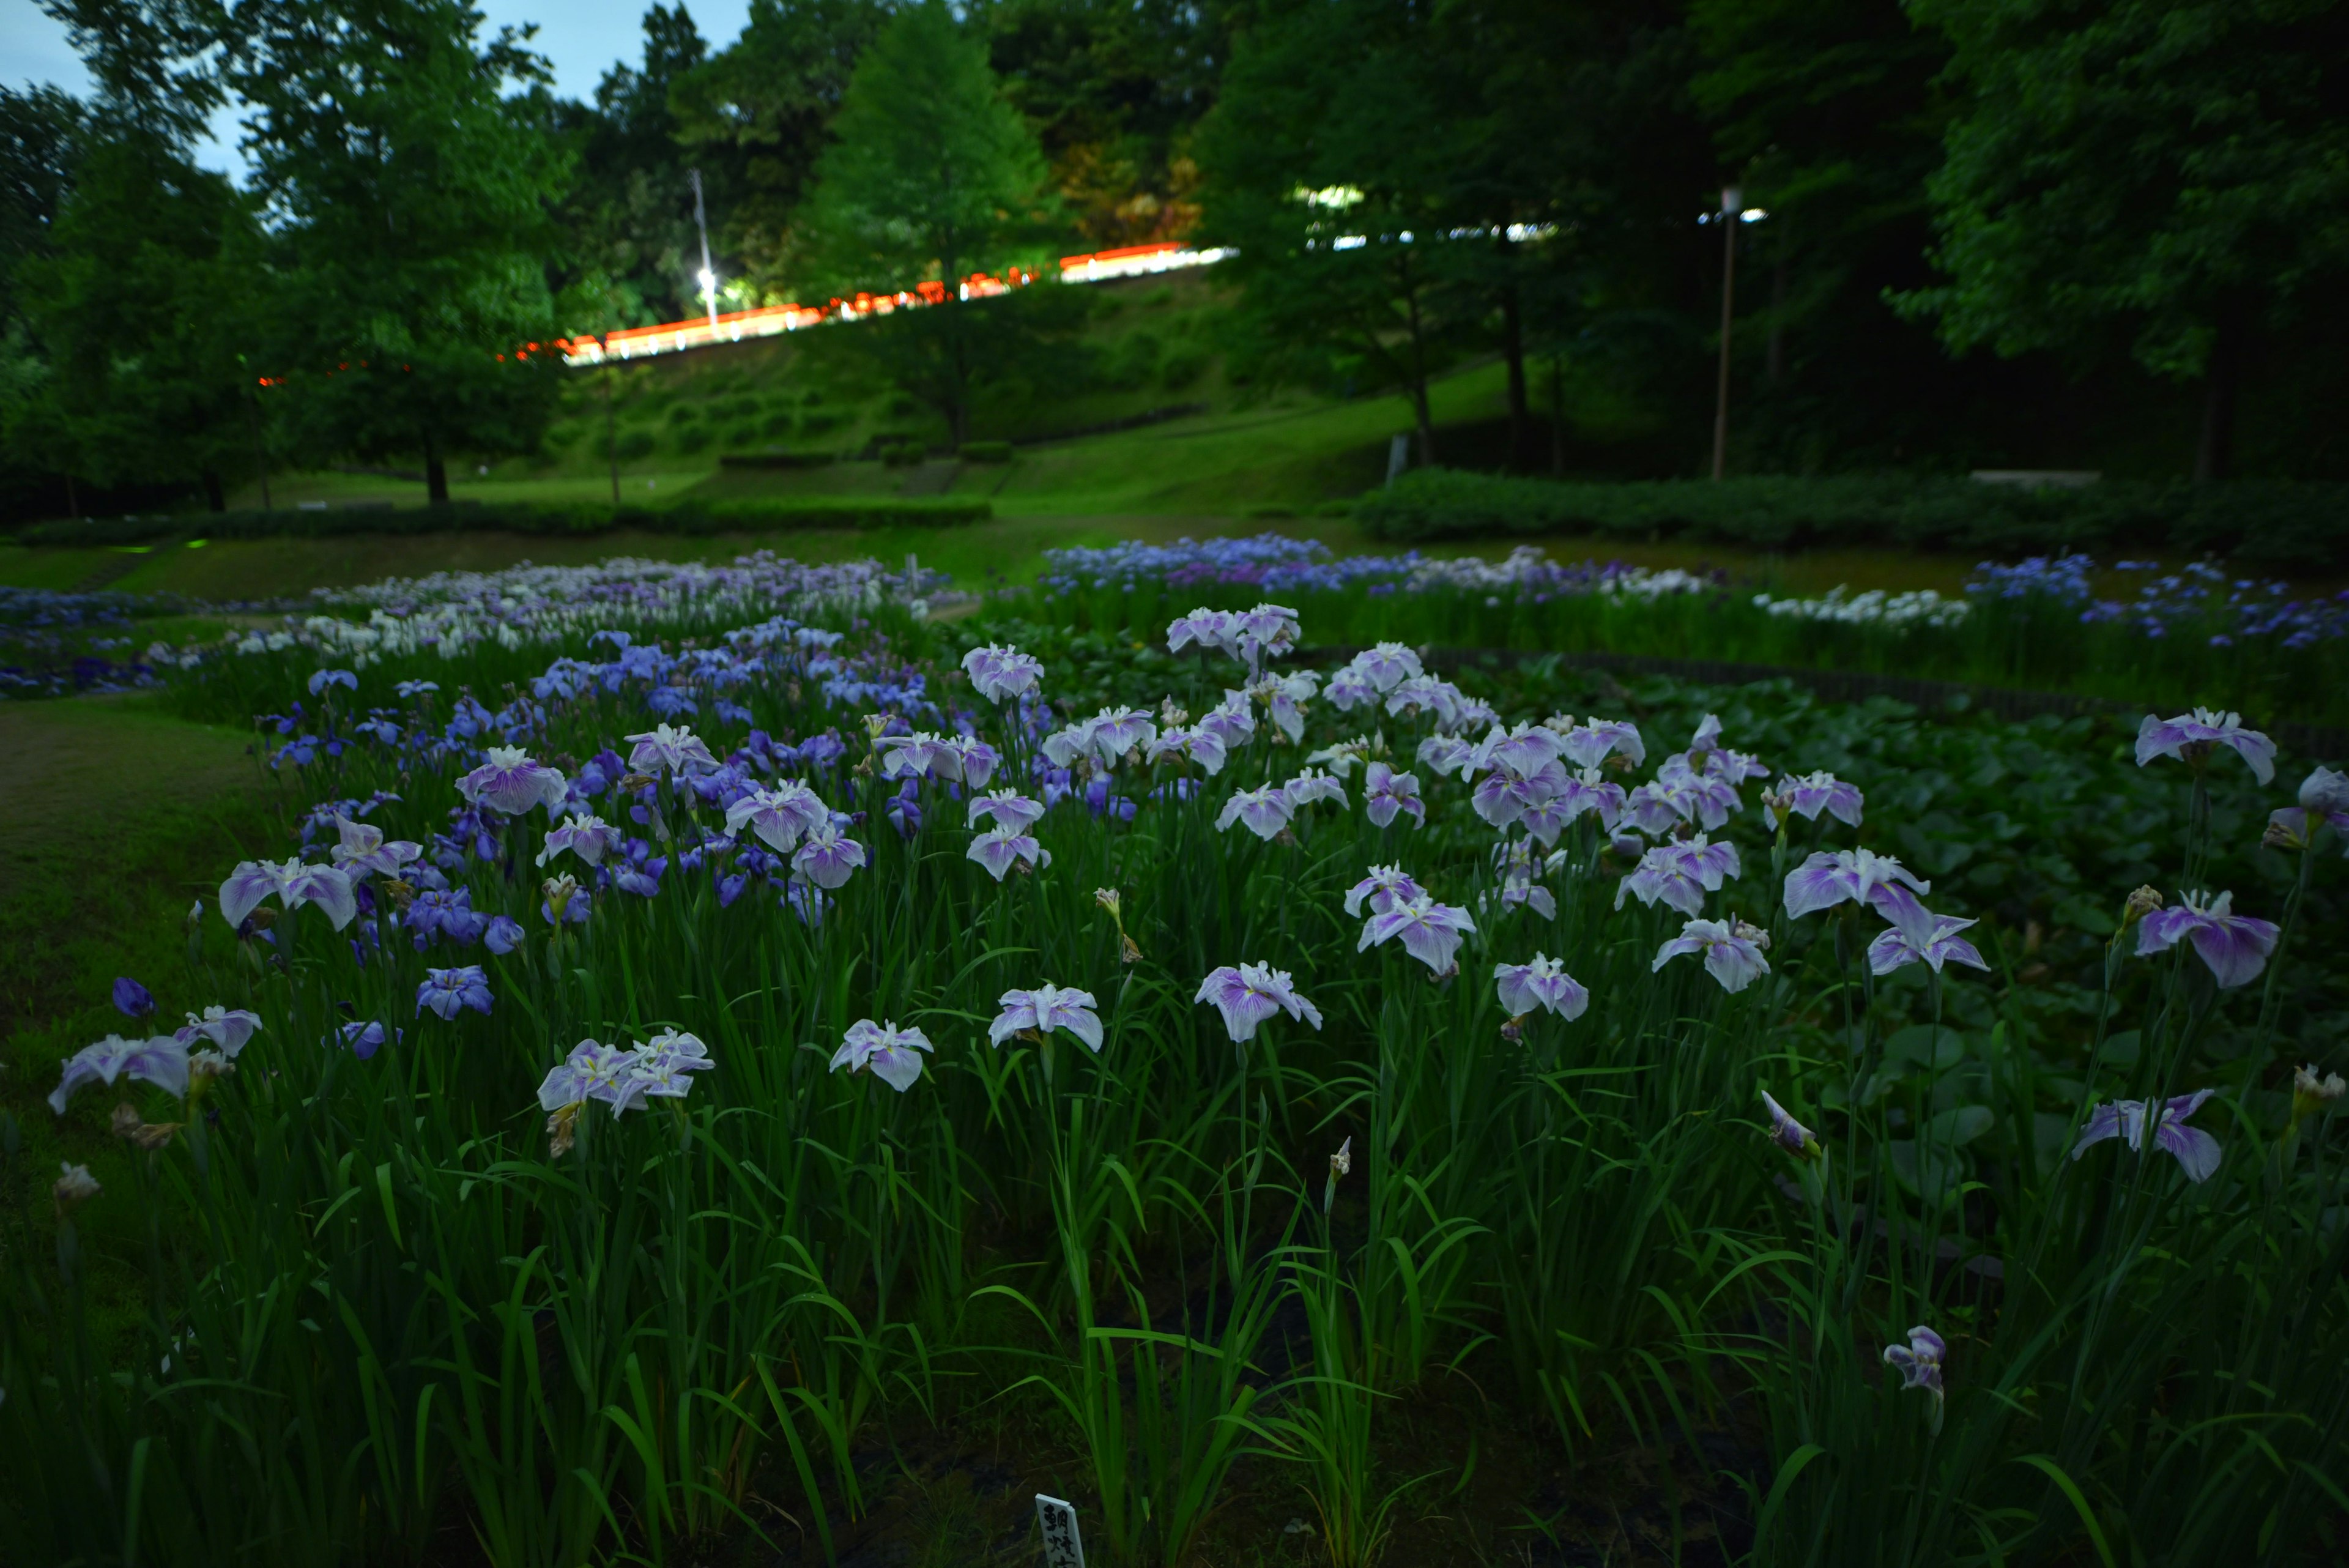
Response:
[[1901, 0, 2349, 480], [1197, 0, 1482, 463], [670, 0, 897, 298], [226, 0, 576, 502], [789, 0, 1056, 444], [561, 4, 713, 326]]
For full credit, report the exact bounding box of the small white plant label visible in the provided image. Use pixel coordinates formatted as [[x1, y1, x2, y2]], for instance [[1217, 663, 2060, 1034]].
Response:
[[1035, 1493, 1086, 1567]]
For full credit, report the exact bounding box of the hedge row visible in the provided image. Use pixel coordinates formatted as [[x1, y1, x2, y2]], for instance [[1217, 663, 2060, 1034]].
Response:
[[1354, 469, 2349, 570], [14, 497, 992, 548]]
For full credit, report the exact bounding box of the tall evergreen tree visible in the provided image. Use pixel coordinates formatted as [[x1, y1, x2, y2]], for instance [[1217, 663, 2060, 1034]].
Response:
[[789, 0, 1056, 442]]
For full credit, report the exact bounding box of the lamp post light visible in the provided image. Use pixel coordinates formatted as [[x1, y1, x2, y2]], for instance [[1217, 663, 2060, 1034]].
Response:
[[689, 168, 718, 332], [1712, 185, 1741, 483]]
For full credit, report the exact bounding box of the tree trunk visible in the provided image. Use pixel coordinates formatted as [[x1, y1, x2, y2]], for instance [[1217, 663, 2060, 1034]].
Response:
[[425, 434, 450, 505], [202, 468, 226, 512], [1549, 355, 1567, 477], [1400, 255, 1436, 466], [1767, 253, 1787, 387], [2194, 304, 2248, 484], [1501, 264, 1527, 469]]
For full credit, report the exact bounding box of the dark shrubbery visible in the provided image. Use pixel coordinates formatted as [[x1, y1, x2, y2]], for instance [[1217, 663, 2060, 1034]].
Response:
[[958, 440, 1013, 463], [15, 496, 990, 547], [1355, 469, 2349, 570]]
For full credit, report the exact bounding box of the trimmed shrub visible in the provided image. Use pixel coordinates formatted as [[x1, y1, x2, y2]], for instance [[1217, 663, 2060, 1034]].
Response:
[[615, 429, 658, 461], [958, 440, 1013, 464], [16, 496, 991, 548], [1353, 469, 2349, 570]]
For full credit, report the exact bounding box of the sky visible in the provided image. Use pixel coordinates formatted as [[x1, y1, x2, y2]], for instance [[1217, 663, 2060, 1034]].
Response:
[[1, 0, 751, 173]]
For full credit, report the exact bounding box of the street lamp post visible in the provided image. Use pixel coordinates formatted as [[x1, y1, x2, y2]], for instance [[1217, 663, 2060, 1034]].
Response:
[[1711, 185, 1741, 483], [689, 168, 719, 333]]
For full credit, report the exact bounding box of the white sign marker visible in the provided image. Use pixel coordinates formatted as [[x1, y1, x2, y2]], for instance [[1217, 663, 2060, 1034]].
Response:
[[1036, 1493, 1086, 1567]]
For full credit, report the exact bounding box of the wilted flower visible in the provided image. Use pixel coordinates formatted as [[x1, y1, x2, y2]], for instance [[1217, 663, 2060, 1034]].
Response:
[[220, 858, 358, 932], [541, 874, 587, 924], [1760, 1090, 1821, 1159], [2290, 1063, 2346, 1129], [112, 977, 156, 1018], [1217, 784, 1295, 841], [831, 1019, 935, 1091], [172, 1005, 262, 1057], [1196, 962, 1324, 1042], [50, 1034, 191, 1114], [2121, 885, 2164, 927], [415, 965, 493, 1020], [792, 826, 867, 889], [2073, 1090, 2222, 1182], [2134, 708, 2276, 786], [1358, 893, 1477, 975], [2135, 890, 2279, 988], [1763, 771, 1863, 830], [969, 825, 1051, 880], [962, 643, 1044, 703], [1868, 915, 1991, 976], [990, 984, 1105, 1052], [1329, 1137, 1353, 1181], [625, 724, 719, 778], [111, 1101, 179, 1150], [456, 746, 570, 815], [1361, 762, 1425, 828], [1493, 954, 1589, 1021], [55, 1162, 102, 1216], [1652, 918, 1771, 994], [1094, 887, 1122, 919]]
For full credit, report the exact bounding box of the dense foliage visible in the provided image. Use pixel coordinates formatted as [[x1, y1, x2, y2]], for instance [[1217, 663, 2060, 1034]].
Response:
[[4, 549, 2345, 1565], [16, 495, 991, 547]]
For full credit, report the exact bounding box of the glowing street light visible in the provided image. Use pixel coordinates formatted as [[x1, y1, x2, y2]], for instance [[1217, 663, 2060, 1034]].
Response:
[[689, 168, 718, 333]]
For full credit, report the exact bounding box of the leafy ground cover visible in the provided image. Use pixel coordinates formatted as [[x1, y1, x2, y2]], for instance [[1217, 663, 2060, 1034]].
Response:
[[2, 547, 2345, 1567]]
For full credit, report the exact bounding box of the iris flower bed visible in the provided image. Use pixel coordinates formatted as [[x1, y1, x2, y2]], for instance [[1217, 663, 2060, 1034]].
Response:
[[1031, 537, 2349, 728], [5, 552, 2349, 1567]]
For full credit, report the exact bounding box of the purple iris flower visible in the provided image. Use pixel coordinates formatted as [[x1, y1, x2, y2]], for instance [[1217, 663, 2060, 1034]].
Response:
[[1196, 962, 1324, 1042], [396, 678, 438, 699], [1196, 695, 1256, 750], [969, 825, 1051, 880], [456, 746, 568, 817], [1358, 893, 1477, 975], [1166, 608, 1241, 660], [1551, 767, 1626, 833], [1472, 759, 1568, 830], [173, 1006, 262, 1057], [1086, 705, 1159, 765], [962, 643, 1044, 704], [1345, 864, 1424, 918], [2303, 766, 2349, 816], [1218, 784, 1295, 841], [1782, 849, 1934, 942], [1617, 836, 1738, 916], [613, 856, 667, 897], [307, 667, 357, 696], [1652, 918, 1771, 994], [220, 858, 358, 932], [1416, 735, 1477, 781], [1284, 768, 1348, 811], [625, 723, 720, 778], [2072, 1090, 2222, 1183], [50, 1033, 190, 1113], [725, 785, 828, 855], [1146, 726, 1230, 775], [1868, 915, 1991, 976], [416, 965, 493, 1020], [484, 915, 525, 955], [1233, 603, 1302, 671], [969, 790, 1046, 831], [831, 1019, 934, 1091], [538, 811, 626, 867], [877, 730, 965, 782], [1493, 955, 1588, 1020], [336, 1020, 399, 1059], [2135, 891, 2279, 988], [1759, 1090, 1819, 1157], [1764, 771, 1864, 830], [113, 977, 156, 1018], [2134, 708, 2276, 786], [948, 735, 999, 789], [538, 1037, 641, 1115], [1472, 721, 1568, 778], [1883, 1326, 1946, 1408], [792, 826, 867, 889], [1562, 717, 1644, 770], [330, 815, 423, 880], [1363, 762, 1424, 828], [1247, 672, 1319, 745], [990, 983, 1106, 1052], [406, 886, 489, 946], [620, 1029, 716, 1111]]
